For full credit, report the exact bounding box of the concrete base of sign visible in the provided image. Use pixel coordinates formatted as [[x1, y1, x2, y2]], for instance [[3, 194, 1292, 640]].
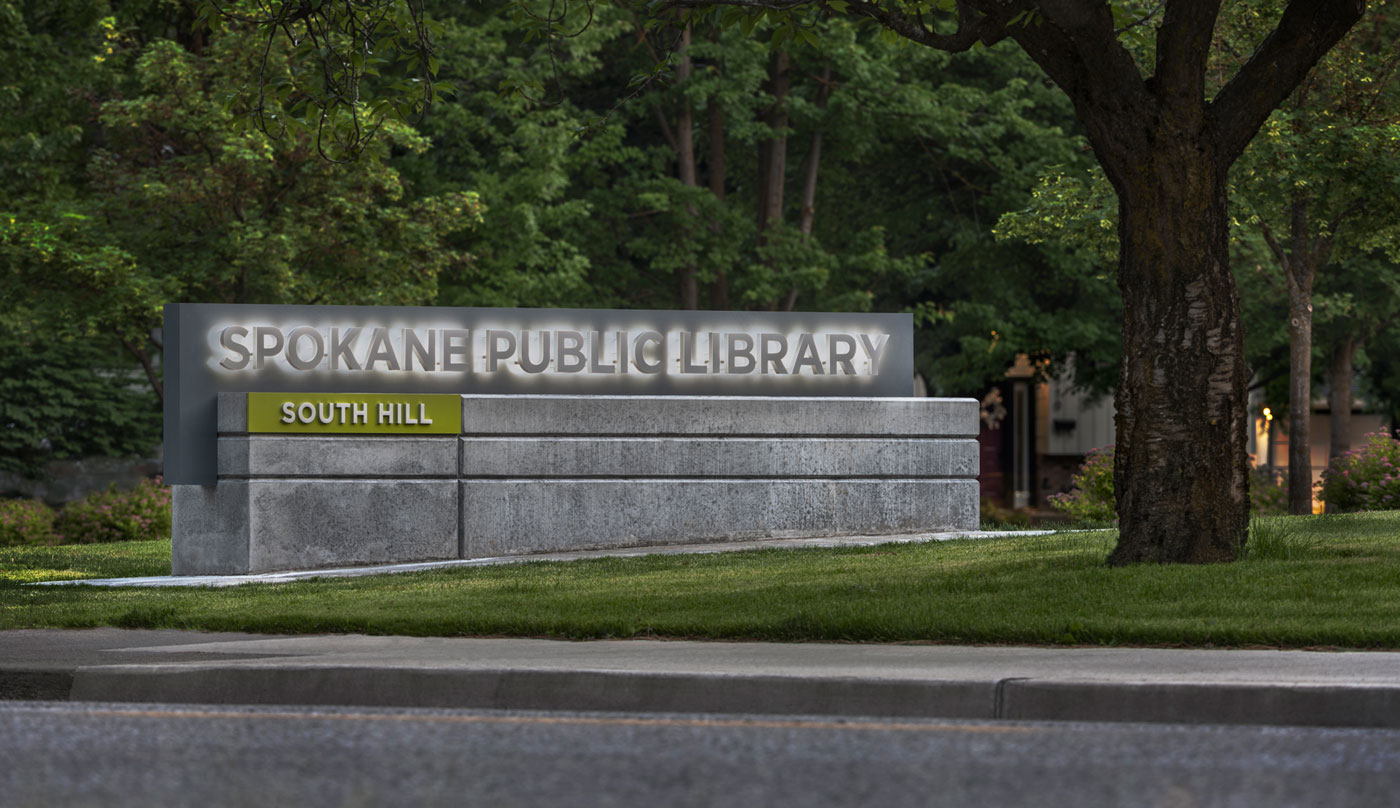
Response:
[[172, 395, 980, 575]]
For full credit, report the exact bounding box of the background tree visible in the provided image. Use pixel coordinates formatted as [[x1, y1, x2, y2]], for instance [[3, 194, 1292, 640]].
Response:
[[1, 3, 483, 406], [1228, 1, 1400, 512], [392, 0, 1099, 368]]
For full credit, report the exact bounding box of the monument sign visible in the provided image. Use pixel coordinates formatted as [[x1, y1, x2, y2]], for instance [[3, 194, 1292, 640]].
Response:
[[164, 303, 978, 574]]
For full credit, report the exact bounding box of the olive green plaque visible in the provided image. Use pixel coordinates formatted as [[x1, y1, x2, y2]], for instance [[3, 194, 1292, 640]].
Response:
[[247, 393, 462, 434]]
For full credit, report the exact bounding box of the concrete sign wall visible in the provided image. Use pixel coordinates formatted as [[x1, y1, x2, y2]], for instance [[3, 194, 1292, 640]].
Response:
[[164, 303, 914, 484], [174, 393, 979, 575]]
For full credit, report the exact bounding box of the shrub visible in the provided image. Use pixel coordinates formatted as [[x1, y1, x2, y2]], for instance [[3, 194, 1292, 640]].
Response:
[[1250, 467, 1288, 515], [53, 477, 172, 544], [1319, 432, 1400, 513], [0, 498, 57, 547], [980, 498, 1030, 528], [1051, 448, 1295, 522], [0, 330, 162, 480], [1047, 446, 1116, 523]]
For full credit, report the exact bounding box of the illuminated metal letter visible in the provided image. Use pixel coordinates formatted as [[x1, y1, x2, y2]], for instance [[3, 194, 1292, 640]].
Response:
[[633, 331, 664, 374], [557, 331, 586, 373], [519, 330, 551, 373], [726, 333, 756, 374], [486, 330, 517, 372], [219, 326, 251, 370], [828, 334, 857, 375], [404, 329, 435, 372], [254, 327, 284, 369], [330, 327, 362, 370], [589, 331, 615, 374], [792, 333, 824, 375], [285, 326, 325, 371], [442, 329, 471, 372], [760, 333, 789, 375]]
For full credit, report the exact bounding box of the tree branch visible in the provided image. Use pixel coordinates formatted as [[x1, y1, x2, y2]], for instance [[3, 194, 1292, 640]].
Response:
[[664, 0, 1011, 51], [1001, 0, 1154, 175], [119, 334, 164, 405], [1324, 198, 1368, 243], [844, 0, 1011, 51], [1154, 0, 1222, 108], [1258, 219, 1289, 268], [1212, 0, 1366, 164]]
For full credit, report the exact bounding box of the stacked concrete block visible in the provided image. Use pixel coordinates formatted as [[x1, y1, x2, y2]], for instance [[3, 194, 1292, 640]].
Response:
[[457, 396, 979, 558], [172, 395, 459, 575], [172, 394, 979, 575]]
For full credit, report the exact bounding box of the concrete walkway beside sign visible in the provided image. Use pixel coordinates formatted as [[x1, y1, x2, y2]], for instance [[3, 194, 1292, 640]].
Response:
[[38, 529, 1051, 588], [5, 628, 1400, 730]]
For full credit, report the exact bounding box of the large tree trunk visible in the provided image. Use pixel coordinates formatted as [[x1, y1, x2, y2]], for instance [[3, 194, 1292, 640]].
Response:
[[1108, 145, 1250, 565]]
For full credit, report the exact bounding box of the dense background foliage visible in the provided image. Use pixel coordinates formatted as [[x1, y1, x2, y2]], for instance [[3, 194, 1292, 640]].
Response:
[[2, 0, 1397, 485]]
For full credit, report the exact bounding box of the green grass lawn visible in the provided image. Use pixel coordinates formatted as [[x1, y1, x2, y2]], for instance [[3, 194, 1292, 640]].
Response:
[[3, 512, 1399, 648]]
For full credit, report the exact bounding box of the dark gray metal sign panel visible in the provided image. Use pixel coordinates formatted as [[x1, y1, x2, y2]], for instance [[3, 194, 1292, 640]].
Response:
[[164, 303, 914, 484]]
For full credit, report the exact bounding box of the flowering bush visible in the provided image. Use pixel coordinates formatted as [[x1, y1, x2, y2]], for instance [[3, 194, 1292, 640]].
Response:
[[1319, 433, 1400, 513], [1047, 446, 1116, 523], [53, 477, 172, 544], [0, 498, 57, 547]]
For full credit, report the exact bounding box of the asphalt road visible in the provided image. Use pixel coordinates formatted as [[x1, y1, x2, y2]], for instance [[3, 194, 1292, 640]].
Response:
[[3, 701, 1397, 808]]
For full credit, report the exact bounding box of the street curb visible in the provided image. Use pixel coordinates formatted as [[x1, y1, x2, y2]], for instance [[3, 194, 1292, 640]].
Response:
[[31, 664, 1400, 729]]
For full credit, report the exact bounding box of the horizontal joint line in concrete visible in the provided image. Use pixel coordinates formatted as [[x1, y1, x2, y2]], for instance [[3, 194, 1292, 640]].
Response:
[[218, 475, 460, 481], [217, 432, 458, 438], [461, 477, 977, 483], [460, 437, 976, 443], [220, 432, 980, 439], [460, 432, 980, 440], [461, 474, 973, 481], [212, 477, 460, 484]]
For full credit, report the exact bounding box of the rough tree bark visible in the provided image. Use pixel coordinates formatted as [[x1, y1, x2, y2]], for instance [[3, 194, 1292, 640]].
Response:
[[1107, 134, 1249, 563]]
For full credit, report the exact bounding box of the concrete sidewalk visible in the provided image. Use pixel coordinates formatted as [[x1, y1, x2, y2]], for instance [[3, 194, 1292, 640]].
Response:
[[4, 628, 1400, 729]]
